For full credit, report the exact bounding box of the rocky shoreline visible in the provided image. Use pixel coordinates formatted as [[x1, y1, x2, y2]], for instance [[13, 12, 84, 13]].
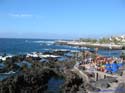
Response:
[[1, 50, 125, 93], [0, 50, 79, 93], [0, 68, 58, 93], [55, 40, 124, 50], [0, 50, 101, 93]]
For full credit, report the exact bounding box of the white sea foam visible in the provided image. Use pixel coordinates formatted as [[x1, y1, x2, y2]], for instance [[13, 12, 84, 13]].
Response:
[[4, 71, 16, 75], [33, 41, 55, 44], [53, 49, 70, 52]]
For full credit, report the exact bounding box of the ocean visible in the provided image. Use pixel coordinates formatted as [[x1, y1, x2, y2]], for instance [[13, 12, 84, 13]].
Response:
[[0, 38, 122, 57]]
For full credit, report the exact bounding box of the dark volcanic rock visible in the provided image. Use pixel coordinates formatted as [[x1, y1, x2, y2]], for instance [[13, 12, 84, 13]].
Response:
[[62, 71, 83, 93], [62, 71, 100, 93], [0, 68, 59, 93], [0, 54, 76, 93]]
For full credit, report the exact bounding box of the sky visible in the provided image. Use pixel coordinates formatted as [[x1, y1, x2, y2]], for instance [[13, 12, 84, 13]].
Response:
[[0, 0, 125, 39]]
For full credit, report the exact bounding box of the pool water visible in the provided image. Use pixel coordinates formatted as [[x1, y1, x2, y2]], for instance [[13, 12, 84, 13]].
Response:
[[47, 77, 64, 93]]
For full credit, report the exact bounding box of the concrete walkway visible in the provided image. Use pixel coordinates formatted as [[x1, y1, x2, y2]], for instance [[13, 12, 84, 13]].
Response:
[[72, 66, 125, 93]]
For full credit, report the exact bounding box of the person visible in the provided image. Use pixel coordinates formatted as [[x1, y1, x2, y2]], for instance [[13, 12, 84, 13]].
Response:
[[118, 59, 123, 69], [111, 61, 119, 73], [100, 61, 105, 72], [84, 58, 87, 64], [105, 61, 112, 73], [89, 63, 96, 72], [88, 56, 92, 63], [117, 58, 124, 76], [85, 63, 91, 70], [96, 61, 101, 71]]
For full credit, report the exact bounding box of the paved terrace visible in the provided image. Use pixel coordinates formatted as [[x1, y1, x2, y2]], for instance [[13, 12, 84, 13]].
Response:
[[72, 66, 125, 93]]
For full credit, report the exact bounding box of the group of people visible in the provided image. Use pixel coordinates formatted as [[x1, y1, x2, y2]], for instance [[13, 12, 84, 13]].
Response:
[[78, 54, 124, 74]]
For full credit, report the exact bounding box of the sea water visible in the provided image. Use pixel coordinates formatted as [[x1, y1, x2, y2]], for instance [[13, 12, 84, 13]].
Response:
[[0, 38, 122, 57]]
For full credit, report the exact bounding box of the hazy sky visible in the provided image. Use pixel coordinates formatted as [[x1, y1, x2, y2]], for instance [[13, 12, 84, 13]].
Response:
[[0, 0, 125, 39]]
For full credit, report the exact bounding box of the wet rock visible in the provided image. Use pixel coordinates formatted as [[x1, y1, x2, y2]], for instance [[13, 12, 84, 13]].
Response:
[[0, 54, 77, 93], [61, 71, 100, 93], [0, 68, 60, 93], [61, 72, 83, 92]]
